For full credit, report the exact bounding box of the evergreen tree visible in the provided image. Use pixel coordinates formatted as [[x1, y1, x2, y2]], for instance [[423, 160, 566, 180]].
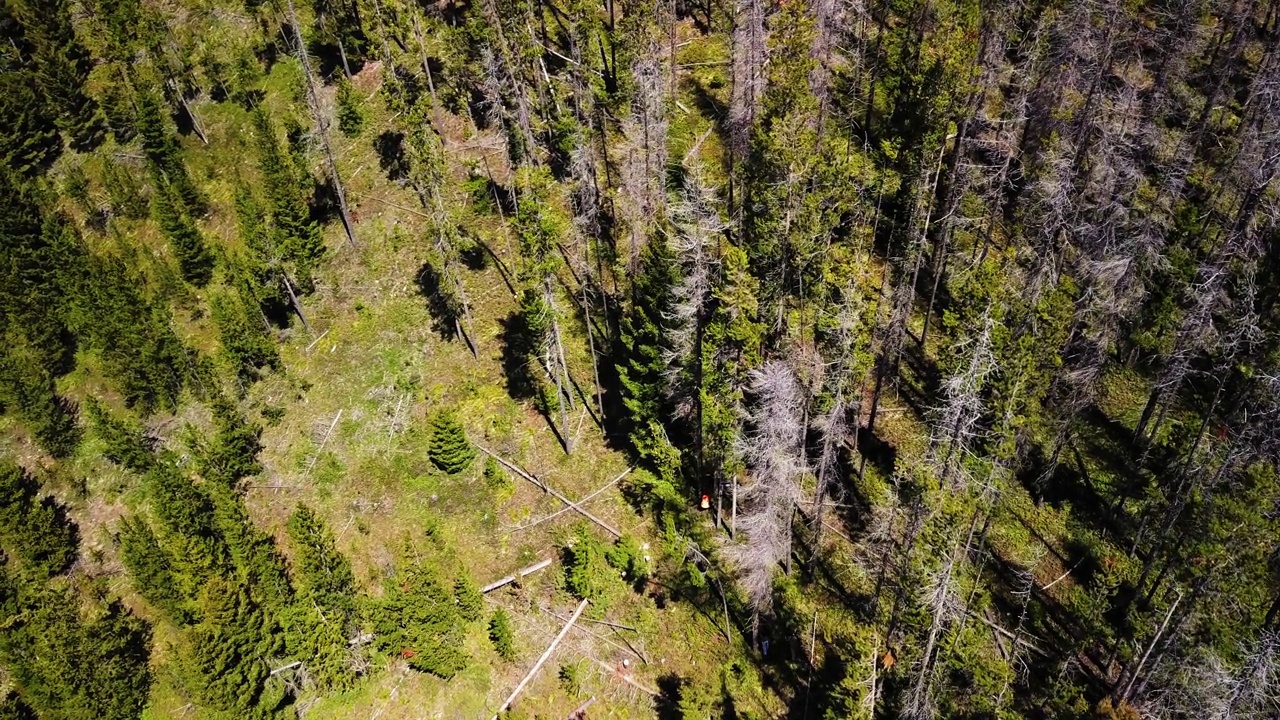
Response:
[[286, 505, 356, 615], [73, 254, 187, 413], [0, 460, 78, 578], [119, 516, 190, 623], [335, 76, 366, 137], [368, 556, 470, 678], [84, 398, 155, 473], [0, 580, 153, 720], [617, 233, 681, 474], [11, 0, 105, 150], [136, 90, 202, 212], [211, 291, 278, 379], [179, 577, 290, 719], [310, 0, 368, 73], [252, 109, 324, 289], [283, 505, 360, 689], [427, 409, 475, 475], [210, 487, 294, 613], [188, 395, 264, 489], [0, 70, 61, 177], [488, 609, 515, 661], [153, 181, 214, 287]]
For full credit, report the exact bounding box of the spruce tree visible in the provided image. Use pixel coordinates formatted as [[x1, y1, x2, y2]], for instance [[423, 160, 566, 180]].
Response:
[[73, 254, 187, 413], [284, 505, 359, 690], [252, 108, 324, 290], [285, 505, 356, 615], [153, 182, 214, 287], [0, 582, 153, 720], [210, 487, 293, 613], [211, 291, 278, 379], [368, 557, 469, 678], [0, 70, 61, 177], [84, 398, 154, 473], [428, 409, 475, 475], [189, 395, 264, 489], [119, 516, 190, 623], [180, 577, 289, 718], [136, 90, 202, 212], [617, 234, 681, 474], [336, 76, 366, 137], [0, 460, 78, 578], [488, 609, 516, 661], [11, 0, 105, 150]]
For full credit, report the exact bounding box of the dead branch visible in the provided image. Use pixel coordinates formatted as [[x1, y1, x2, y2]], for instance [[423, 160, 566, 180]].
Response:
[[474, 443, 621, 537], [492, 598, 589, 719]]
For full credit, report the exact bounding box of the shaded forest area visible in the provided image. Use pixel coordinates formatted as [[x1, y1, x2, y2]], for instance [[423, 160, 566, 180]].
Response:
[[2, 0, 1280, 717]]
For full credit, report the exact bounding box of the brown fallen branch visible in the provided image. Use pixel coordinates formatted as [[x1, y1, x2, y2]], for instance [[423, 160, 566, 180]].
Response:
[[567, 697, 596, 719], [964, 610, 1048, 656], [492, 598, 589, 719], [587, 657, 659, 696], [482, 558, 554, 593], [474, 443, 621, 537], [543, 605, 648, 665], [510, 468, 633, 532]]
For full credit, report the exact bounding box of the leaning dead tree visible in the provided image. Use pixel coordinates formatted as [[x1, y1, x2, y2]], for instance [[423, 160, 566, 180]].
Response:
[[729, 360, 807, 633], [1138, 629, 1280, 720], [285, 0, 358, 249]]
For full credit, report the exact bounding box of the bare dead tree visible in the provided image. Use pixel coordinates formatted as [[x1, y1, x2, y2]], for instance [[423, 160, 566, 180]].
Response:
[[729, 360, 808, 625], [904, 539, 963, 720], [930, 313, 996, 490]]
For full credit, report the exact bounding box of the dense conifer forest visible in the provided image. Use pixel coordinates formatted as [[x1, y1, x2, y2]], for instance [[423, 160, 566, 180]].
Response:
[[3, 0, 1280, 717]]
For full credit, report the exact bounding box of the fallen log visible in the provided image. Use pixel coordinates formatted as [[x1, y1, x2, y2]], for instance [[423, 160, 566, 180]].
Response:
[[482, 558, 554, 593], [492, 599, 589, 719]]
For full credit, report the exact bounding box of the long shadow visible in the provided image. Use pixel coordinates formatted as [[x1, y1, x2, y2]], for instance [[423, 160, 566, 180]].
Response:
[[414, 261, 462, 343]]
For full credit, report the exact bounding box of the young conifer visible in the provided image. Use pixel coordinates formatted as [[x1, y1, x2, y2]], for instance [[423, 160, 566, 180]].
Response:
[[488, 609, 516, 661], [84, 398, 154, 473], [428, 409, 475, 475], [153, 182, 213, 287]]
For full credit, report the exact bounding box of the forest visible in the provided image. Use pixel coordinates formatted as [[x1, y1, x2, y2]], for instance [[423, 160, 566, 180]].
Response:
[[1, 0, 1280, 717]]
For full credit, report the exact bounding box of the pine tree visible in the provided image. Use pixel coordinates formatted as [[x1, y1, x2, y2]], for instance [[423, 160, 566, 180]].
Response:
[[153, 182, 214, 287], [84, 398, 154, 473], [428, 409, 475, 475]]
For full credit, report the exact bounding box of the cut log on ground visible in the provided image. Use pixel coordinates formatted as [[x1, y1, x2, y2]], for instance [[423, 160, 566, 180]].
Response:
[[482, 558, 554, 593]]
